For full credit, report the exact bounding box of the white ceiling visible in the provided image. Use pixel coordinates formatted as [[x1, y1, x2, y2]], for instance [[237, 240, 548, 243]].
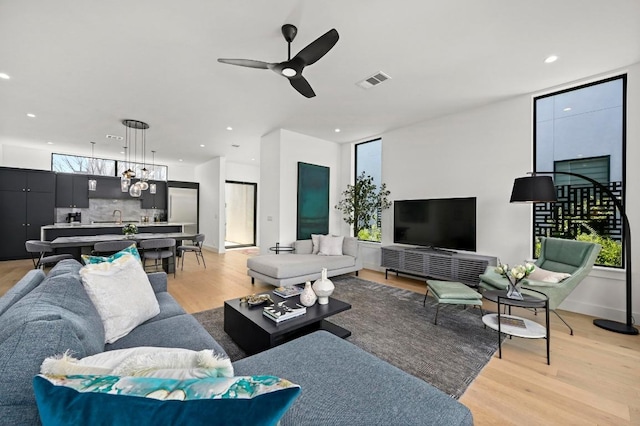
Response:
[[1, 0, 639, 167]]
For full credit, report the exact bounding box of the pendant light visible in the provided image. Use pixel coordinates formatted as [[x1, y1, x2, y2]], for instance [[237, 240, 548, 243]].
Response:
[[149, 150, 157, 194], [122, 119, 149, 197], [139, 125, 149, 191], [88, 142, 97, 191], [121, 146, 130, 192]]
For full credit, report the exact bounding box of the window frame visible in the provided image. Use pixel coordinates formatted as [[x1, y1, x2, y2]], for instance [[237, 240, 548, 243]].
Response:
[[532, 74, 627, 268]]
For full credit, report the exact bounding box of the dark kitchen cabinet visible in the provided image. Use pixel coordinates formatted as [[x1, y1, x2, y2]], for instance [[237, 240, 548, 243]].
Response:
[[55, 173, 89, 208], [141, 181, 167, 209], [0, 167, 56, 260]]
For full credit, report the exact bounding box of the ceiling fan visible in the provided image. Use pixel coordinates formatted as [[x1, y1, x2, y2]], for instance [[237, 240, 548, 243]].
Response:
[[217, 24, 339, 98]]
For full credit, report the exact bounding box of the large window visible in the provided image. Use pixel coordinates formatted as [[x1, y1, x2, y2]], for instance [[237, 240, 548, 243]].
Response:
[[52, 153, 168, 181], [354, 138, 382, 241], [534, 75, 625, 267]]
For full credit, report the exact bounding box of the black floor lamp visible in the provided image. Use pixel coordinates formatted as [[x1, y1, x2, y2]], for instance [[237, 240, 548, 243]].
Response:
[[510, 171, 638, 335]]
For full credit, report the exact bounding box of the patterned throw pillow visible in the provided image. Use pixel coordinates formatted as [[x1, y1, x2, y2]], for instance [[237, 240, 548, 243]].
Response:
[[81, 243, 141, 265], [33, 374, 301, 426]]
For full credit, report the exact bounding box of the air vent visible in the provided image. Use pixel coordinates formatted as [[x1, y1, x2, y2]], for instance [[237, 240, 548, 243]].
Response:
[[231, 144, 240, 148], [106, 134, 124, 141], [356, 71, 391, 89]]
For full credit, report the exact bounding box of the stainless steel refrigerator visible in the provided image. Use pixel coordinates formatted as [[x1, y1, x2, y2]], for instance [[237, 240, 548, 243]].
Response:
[[167, 186, 198, 234]]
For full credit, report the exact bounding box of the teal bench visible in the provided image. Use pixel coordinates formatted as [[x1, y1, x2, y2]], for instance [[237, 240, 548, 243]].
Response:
[[425, 280, 483, 324]]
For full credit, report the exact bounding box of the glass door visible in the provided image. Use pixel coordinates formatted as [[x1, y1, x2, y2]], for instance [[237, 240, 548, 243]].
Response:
[[225, 181, 257, 249]]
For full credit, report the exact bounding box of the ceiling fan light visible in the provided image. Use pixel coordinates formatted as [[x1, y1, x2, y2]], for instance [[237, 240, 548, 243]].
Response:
[[282, 68, 297, 77]]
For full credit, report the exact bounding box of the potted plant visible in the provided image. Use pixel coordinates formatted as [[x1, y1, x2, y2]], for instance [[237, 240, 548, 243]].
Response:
[[335, 171, 391, 241], [122, 223, 138, 238]]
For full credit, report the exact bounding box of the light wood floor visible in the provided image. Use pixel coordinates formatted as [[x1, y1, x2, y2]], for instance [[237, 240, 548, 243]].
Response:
[[2, 249, 639, 425]]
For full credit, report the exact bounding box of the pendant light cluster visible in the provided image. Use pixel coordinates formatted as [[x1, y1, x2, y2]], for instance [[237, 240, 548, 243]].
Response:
[[120, 119, 154, 198]]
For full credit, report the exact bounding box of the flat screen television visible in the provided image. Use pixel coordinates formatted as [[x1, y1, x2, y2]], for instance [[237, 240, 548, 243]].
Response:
[[393, 197, 477, 251]]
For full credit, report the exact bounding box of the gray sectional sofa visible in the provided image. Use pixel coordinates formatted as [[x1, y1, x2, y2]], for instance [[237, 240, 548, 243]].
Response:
[[247, 237, 363, 286], [0, 259, 473, 425]]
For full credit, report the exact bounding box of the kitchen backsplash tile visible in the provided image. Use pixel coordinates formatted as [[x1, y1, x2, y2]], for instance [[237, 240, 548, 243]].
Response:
[[55, 199, 165, 224]]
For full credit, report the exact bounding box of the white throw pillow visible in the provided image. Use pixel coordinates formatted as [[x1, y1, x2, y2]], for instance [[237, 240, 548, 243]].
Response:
[[311, 234, 322, 254], [80, 253, 160, 343], [528, 266, 571, 283], [40, 346, 233, 379], [318, 235, 344, 256]]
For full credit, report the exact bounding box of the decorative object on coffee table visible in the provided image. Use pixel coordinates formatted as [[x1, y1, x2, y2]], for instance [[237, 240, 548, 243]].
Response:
[[299, 281, 317, 307], [313, 268, 334, 305], [494, 262, 535, 300]]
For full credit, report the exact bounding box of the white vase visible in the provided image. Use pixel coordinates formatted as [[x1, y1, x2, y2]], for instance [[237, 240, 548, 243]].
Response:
[[299, 281, 317, 307], [312, 268, 334, 305]]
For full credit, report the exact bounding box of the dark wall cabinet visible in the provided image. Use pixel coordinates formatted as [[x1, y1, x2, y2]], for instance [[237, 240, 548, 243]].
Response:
[[141, 181, 167, 209], [55, 173, 89, 208], [0, 168, 56, 260]]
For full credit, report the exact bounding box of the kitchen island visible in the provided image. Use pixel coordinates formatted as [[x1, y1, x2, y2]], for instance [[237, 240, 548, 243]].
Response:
[[41, 222, 191, 241]]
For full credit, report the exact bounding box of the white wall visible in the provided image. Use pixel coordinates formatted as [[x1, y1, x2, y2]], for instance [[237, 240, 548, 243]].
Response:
[[258, 129, 341, 253], [194, 157, 225, 253], [379, 64, 640, 321], [226, 161, 259, 183], [168, 165, 196, 182], [1, 144, 52, 170]]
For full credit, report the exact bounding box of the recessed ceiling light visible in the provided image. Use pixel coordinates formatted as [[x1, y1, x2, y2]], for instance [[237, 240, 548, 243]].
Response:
[[0, 73, 10, 80], [26, 113, 36, 118], [334, 128, 341, 133], [226, 126, 233, 131], [47, 141, 54, 145], [251, 158, 255, 161], [544, 55, 558, 64], [179, 159, 183, 162], [200, 144, 205, 147], [563, 107, 572, 112], [120, 151, 125, 154]]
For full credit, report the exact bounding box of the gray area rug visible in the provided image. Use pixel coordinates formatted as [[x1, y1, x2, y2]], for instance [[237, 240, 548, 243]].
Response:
[[193, 276, 500, 399]]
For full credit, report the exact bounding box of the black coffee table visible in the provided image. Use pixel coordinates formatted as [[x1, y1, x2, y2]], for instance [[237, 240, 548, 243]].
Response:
[[224, 293, 351, 355]]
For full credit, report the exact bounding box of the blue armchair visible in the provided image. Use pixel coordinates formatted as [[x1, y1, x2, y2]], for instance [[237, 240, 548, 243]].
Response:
[[479, 237, 601, 334]]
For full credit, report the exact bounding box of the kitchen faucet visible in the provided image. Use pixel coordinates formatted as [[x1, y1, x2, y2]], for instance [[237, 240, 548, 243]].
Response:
[[113, 209, 122, 224]]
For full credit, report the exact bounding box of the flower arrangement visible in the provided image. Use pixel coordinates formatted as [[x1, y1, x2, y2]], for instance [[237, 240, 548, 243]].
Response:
[[122, 223, 138, 236], [495, 262, 535, 300]]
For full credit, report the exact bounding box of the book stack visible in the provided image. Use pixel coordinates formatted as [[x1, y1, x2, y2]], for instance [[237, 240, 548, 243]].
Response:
[[263, 301, 307, 323], [272, 285, 304, 298]]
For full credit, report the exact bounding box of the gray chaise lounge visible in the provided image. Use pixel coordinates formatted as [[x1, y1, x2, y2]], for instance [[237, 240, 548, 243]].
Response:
[[247, 237, 363, 286]]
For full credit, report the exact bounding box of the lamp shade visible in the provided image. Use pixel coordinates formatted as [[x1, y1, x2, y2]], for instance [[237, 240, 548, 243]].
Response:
[[510, 176, 558, 203]]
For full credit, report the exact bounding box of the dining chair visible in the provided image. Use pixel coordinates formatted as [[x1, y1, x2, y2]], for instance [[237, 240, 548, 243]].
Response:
[[24, 240, 74, 269], [92, 240, 137, 256], [139, 238, 176, 277], [177, 234, 206, 271]]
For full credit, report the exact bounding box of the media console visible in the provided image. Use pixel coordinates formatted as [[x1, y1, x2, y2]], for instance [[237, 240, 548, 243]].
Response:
[[381, 245, 497, 287]]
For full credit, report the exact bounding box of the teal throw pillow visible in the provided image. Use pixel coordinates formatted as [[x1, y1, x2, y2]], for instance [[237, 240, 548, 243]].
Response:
[[81, 243, 141, 265], [33, 374, 300, 426]]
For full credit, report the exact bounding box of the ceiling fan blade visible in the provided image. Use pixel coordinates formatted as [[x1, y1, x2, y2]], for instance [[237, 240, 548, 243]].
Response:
[[294, 29, 339, 66], [289, 76, 316, 98], [217, 58, 270, 69]]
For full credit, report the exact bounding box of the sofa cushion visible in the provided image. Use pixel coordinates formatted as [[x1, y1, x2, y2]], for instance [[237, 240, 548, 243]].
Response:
[[342, 237, 358, 258], [294, 239, 314, 254], [34, 374, 301, 426], [0, 269, 45, 317], [80, 254, 160, 344], [81, 243, 141, 265], [233, 331, 473, 426], [105, 314, 226, 356], [0, 270, 105, 357], [0, 319, 90, 425], [527, 266, 571, 283], [248, 254, 356, 279], [318, 235, 344, 255]]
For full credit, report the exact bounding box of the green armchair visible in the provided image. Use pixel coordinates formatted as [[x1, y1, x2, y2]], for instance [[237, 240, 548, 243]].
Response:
[[478, 237, 601, 334]]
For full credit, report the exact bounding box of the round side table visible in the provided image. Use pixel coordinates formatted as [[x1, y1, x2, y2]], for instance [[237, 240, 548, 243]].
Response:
[[482, 289, 550, 365]]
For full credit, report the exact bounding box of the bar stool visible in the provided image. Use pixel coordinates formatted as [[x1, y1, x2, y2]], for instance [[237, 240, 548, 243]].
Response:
[[139, 238, 176, 277], [177, 234, 206, 270], [24, 240, 74, 269]]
